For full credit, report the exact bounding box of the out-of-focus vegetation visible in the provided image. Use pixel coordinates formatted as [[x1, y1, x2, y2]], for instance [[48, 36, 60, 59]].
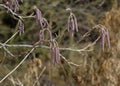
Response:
[[0, 0, 120, 86]]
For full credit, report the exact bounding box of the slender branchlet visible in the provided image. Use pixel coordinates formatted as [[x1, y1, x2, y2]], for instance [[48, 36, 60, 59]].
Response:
[[66, 8, 78, 36], [50, 40, 60, 65], [18, 20, 24, 36]]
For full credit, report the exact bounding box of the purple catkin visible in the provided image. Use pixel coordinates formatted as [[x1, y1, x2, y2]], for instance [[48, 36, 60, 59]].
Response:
[[7, 0, 19, 12], [99, 25, 111, 51], [33, 7, 53, 42], [34, 7, 50, 30], [51, 45, 57, 65], [46, 28, 53, 41], [51, 47, 55, 64], [55, 42, 60, 64], [67, 11, 78, 36], [68, 16, 74, 35], [55, 43, 60, 64], [71, 13, 78, 32], [34, 6, 43, 29], [14, 0, 19, 12], [67, 17, 70, 32], [71, 16, 75, 31], [39, 30, 44, 42], [16, 1, 19, 12], [92, 24, 111, 51], [18, 20, 24, 36], [51, 42, 56, 65], [105, 29, 111, 48], [101, 30, 105, 51], [73, 15, 78, 32], [54, 42, 58, 64], [50, 41, 60, 65]]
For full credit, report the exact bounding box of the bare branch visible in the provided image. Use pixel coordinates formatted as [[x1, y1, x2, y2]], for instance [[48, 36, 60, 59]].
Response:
[[0, 4, 35, 20], [2, 45, 15, 57], [0, 4, 23, 20], [0, 31, 19, 49], [0, 43, 93, 52], [60, 54, 81, 67]]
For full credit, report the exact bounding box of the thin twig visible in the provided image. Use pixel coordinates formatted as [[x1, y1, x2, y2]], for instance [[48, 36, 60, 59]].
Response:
[[60, 36, 100, 67], [4, 31, 19, 44], [0, 48, 35, 84], [0, 43, 93, 52], [77, 28, 95, 43], [60, 54, 81, 67], [0, 4, 35, 20], [0, 31, 19, 49], [0, 4, 23, 20], [3, 46, 15, 57], [33, 66, 46, 86], [0, 43, 14, 57], [81, 36, 100, 50]]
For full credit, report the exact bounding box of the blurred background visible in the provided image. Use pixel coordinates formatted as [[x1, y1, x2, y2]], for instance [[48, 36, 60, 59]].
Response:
[[0, 0, 120, 86]]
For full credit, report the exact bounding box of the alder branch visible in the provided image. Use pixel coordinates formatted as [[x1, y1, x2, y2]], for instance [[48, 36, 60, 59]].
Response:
[[2, 45, 14, 57], [0, 43, 94, 52], [60, 54, 81, 67], [0, 35, 100, 53], [0, 4, 23, 20], [0, 4, 35, 20]]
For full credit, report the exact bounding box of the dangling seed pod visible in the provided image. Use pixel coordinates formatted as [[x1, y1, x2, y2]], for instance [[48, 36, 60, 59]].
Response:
[[94, 24, 111, 51], [11, 0, 19, 12], [100, 26, 110, 51], [33, 6, 44, 29], [50, 40, 60, 65], [38, 18, 52, 41], [3, 0, 19, 12], [18, 20, 24, 36], [67, 8, 78, 36], [33, 6, 50, 30], [39, 30, 44, 42]]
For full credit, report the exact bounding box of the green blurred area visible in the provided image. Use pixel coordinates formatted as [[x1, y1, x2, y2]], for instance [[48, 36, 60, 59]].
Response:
[[0, 0, 115, 43], [0, 0, 120, 86]]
